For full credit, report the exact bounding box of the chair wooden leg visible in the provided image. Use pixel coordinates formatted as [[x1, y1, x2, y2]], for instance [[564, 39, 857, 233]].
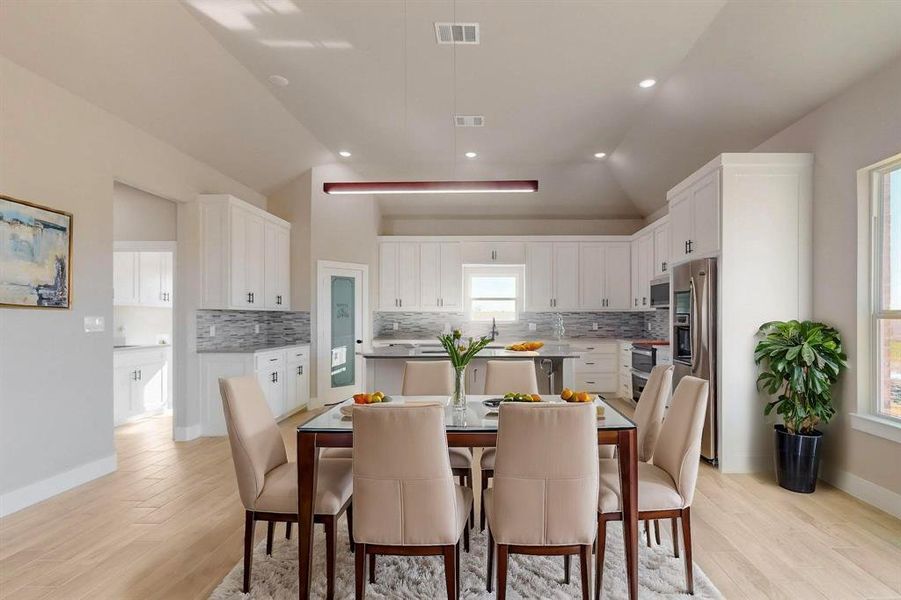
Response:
[[480, 470, 489, 531], [455, 539, 462, 600], [654, 520, 661, 545], [285, 521, 293, 540], [347, 503, 355, 553], [486, 526, 495, 592], [644, 520, 651, 547], [671, 517, 680, 558], [496, 543, 509, 600], [579, 545, 592, 600], [564, 554, 571, 584], [354, 543, 366, 600], [266, 521, 275, 555], [242, 511, 254, 593], [463, 516, 470, 553], [369, 554, 376, 584], [595, 516, 607, 600], [325, 517, 336, 600], [443, 545, 457, 600], [682, 507, 694, 595]]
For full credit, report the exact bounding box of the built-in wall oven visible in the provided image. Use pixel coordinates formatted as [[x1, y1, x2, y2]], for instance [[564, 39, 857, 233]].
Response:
[[630, 344, 657, 403]]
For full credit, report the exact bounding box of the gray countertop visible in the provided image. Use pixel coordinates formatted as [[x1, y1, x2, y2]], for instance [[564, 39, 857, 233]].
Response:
[[196, 342, 309, 354], [361, 344, 581, 360], [114, 344, 171, 352]]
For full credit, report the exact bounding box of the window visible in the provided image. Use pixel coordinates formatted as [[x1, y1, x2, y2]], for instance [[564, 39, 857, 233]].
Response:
[[464, 266, 522, 322], [873, 160, 901, 421]]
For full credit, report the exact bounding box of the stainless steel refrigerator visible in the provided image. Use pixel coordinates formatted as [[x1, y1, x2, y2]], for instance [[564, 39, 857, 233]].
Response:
[[671, 258, 718, 464]]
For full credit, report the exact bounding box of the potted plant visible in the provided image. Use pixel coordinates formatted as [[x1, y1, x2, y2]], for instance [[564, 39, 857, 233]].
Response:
[[437, 330, 493, 411], [754, 320, 848, 493]]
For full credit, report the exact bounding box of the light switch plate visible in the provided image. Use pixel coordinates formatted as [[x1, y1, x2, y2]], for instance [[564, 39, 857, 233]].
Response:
[[528, 322, 537, 332], [254, 324, 261, 334], [209, 325, 216, 337], [84, 316, 105, 332], [392, 322, 399, 331], [592, 322, 598, 331]]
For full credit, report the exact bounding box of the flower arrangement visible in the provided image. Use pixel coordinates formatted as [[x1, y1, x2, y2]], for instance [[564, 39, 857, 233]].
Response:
[[437, 330, 492, 410]]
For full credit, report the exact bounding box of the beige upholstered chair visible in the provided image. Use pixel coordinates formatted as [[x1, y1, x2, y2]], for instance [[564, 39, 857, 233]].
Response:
[[484, 403, 599, 600], [595, 375, 709, 597], [351, 404, 473, 599], [219, 376, 353, 597], [479, 360, 539, 530]]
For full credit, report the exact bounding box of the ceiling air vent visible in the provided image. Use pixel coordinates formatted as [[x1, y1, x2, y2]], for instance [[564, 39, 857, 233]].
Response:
[[454, 115, 485, 127], [435, 22, 480, 45]]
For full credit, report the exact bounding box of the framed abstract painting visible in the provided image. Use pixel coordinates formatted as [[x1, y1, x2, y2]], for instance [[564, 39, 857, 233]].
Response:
[[0, 195, 73, 308]]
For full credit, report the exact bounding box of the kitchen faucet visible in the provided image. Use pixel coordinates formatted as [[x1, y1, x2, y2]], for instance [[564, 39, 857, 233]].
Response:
[[490, 317, 499, 341]]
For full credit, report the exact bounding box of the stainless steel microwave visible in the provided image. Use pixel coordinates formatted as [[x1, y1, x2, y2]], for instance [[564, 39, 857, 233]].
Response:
[[650, 277, 670, 308]]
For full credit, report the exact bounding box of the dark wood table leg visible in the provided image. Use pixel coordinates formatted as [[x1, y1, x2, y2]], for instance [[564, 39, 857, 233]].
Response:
[[618, 428, 638, 600], [297, 431, 319, 600]]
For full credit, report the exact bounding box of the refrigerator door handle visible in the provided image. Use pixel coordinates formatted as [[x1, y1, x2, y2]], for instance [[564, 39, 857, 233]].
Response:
[[689, 277, 700, 374]]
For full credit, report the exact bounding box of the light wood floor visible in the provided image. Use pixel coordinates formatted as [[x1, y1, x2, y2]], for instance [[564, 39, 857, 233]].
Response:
[[1, 411, 899, 600]]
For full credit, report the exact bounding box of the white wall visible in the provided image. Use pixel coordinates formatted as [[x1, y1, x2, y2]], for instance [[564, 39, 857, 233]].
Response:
[[381, 217, 645, 236], [754, 56, 901, 502], [0, 56, 264, 516], [113, 182, 177, 242], [113, 306, 172, 346]]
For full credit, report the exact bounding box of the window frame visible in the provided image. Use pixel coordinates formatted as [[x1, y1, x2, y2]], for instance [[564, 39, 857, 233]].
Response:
[[854, 153, 901, 443], [463, 265, 523, 322]]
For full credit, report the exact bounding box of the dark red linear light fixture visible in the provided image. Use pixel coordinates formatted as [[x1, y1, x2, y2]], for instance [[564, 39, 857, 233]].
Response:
[[323, 180, 539, 195]]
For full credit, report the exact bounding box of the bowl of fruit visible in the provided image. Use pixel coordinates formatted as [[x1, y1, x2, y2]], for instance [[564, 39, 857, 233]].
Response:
[[340, 392, 389, 417], [504, 341, 544, 352], [560, 388, 594, 403], [482, 392, 542, 409]]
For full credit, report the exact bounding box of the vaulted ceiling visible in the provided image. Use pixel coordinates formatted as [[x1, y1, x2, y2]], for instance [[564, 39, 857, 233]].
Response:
[[2, 1, 900, 219]]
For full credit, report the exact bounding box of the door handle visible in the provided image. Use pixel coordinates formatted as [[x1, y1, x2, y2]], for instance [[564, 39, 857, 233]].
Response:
[[138, 369, 142, 381], [687, 240, 693, 253]]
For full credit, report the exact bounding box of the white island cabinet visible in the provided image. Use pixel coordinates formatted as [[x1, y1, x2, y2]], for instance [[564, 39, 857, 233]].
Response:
[[114, 345, 171, 425], [199, 344, 309, 436]]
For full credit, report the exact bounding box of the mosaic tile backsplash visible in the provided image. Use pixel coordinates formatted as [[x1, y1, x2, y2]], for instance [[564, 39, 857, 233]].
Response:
[[374, 310, 669, 341], [196, 310, 311, 350]]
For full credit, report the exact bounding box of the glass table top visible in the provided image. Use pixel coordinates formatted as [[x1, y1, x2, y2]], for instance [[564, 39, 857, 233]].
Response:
[[298, 395, 635, 433]]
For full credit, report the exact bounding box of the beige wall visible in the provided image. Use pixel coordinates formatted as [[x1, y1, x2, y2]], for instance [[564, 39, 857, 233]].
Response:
[[0, 56, 264, 514], [113, 182, 177, 242], [267, 170, 312, 311], [754, 56, 901, 498], [381, 216, 645, 236]]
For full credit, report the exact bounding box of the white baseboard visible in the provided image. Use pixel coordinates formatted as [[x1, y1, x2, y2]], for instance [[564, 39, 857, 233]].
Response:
[[719, 453, 771, 474], [0, 453, 117, 518], [173, 423, 203, 441], [821, 467, 901, 519]]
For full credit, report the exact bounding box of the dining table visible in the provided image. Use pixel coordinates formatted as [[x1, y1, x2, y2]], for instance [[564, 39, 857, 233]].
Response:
[[296, 395, 640, 600]]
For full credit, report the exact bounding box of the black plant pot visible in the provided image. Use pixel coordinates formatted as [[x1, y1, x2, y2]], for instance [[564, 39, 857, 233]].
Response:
[[774, 424, 823, 493]]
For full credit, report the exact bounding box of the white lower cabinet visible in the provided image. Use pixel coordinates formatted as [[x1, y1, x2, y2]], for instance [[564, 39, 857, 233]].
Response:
[[200, 344, 309, 435], [114, 346, 170, 426], [618, 342, 633, 400], [570, 342, 618, 394]]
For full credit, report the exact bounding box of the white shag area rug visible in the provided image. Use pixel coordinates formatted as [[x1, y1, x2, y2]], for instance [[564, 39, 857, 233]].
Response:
[[210, 521, 721, 599]]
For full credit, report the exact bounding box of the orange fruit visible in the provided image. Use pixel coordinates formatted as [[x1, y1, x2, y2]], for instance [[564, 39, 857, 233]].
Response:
[[530, 394, 541, 402], [561, 388, 574, 401]]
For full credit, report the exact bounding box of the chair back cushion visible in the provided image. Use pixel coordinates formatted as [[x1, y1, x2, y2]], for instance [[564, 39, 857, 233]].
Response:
[[402, 360, 454, 395], [484, 360, 539, 395], [219, 376, 288, 510], [634, 365, 674, 462], [352, 404, 459, 545], [492, 403, 599, 545], [652, 376, 709, 507]]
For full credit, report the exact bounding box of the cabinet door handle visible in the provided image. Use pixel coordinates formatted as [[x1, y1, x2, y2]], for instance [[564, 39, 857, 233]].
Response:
[[247, 292, 252, 303], [138, 369, 142, 381], [688, 240, 693, 253], [642, 297, 647, 306], [662, 262, 667, 272], [634, 298, 638, 307], [298, 365, 303, 375], [399, 298, 402, 308], [132, 370, 138, 381]]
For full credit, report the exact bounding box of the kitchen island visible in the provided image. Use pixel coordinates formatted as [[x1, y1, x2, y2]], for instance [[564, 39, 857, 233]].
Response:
[[361, 343, 581, 395]]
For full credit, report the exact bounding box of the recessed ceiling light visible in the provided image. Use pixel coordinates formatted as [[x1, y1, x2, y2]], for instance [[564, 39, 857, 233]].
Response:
[[639, 78, 656, 88], [594, 152, 607, 159], [338, 151, 352, 158], [464, 151, 478, 159], [268, 75, 290, 87]]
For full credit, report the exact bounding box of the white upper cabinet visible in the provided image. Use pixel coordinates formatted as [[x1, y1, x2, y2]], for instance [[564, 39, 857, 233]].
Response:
[[113, 252, 139, 305], [637, 232, 654, 309], [198, 194, 291, 311], [668, 169, 720, 264], [630, 238, 640, 309], [525, 242, 579, 311], [420, 242, 462, 311], [264, 222, 290, 310], [653, 223, 670, 277], [579, 242, 631, 310], [379, 241, 420, 311], [460, 241, 525, 264], [114, 251, 172, 307]]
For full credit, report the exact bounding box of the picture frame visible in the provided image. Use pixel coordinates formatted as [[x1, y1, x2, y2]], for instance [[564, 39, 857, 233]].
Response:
[[0, 194, 73, 309]]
